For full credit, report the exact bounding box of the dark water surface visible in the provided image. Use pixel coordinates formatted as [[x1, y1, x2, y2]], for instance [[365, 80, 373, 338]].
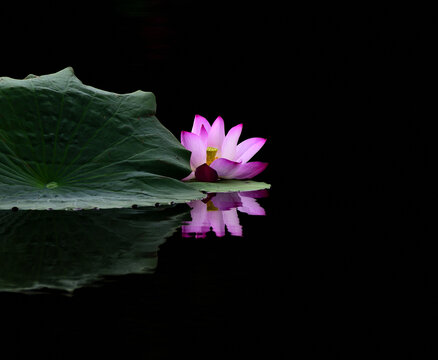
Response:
[[1, 190, 284, 358], [1, 186, 437, 359]]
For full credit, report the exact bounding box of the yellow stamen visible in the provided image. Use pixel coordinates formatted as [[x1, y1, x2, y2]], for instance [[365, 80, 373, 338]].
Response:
[[206, 200, 218, 211], [206, 147, 218, 166]]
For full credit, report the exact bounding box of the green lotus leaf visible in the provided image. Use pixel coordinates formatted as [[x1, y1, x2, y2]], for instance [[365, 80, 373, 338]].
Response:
[[0, 67, 203, 210], [185, 180, 271, 193]]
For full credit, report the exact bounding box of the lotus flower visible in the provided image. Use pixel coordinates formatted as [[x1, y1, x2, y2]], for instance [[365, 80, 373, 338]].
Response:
[[182, 190, 268, 238], [180, 115, 268, 181]]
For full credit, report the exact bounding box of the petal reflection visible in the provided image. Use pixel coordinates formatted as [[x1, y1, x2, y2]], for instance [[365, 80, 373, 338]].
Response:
[[182, 190, 268, 238]]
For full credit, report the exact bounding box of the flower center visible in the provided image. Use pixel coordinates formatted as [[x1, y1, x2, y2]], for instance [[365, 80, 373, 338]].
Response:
[[206, 200, 218, 211], [206, 147, 218, 166]]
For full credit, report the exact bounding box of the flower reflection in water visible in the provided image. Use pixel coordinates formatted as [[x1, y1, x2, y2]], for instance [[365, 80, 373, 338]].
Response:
[[182, 190, 268, 238]]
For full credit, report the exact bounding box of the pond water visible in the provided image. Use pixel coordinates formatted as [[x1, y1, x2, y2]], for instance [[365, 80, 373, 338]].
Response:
[[0, 189, 279, 358], [1, 186, 434, 358], [0, 190, 269, 293]]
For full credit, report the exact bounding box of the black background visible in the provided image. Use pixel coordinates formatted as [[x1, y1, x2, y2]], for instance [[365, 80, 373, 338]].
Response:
[[1, 2, 436, 359], [0, 0, 284, 186]]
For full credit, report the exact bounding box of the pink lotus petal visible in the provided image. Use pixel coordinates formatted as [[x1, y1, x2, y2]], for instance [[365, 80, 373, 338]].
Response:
[[180, 131, 206, 169], [211, 192, 243, 210], [222, 209, 243, 236], [182, 191, 268, 239], [207, 116, 225, 150], [182, 200, 210, 238], [182, 171, 196, 181], [221, 123, 243, 160], [195, 163, 219, 182], [235, 137, 267, 163], [238, 196, 266, 216], [231, 161, 268, 179], [181, 115, 267, 181], [191, 115, 211, 135], [208, 210, 226, 237], [240, 189, 270, 199], [209, 158, 242, 179], [199, 125, 209, 147]]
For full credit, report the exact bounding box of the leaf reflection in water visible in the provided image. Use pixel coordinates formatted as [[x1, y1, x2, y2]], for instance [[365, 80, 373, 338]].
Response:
[[0, 205, 190, 293], [0, 190, 269, 293], [182, 190, 268, 238]]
